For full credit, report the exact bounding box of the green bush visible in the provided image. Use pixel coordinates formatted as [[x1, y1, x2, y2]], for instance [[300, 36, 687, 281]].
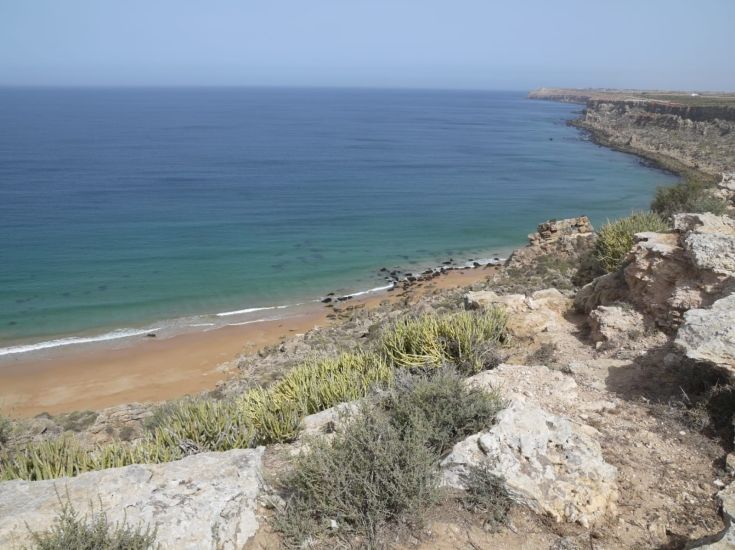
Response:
[[651, 180, 727, 219], [459, 464, 512, 532], [380, 309, 507, 374], [1, 351, 392, 480], [28, 497, 156, 550], [0, 414, 10, 447], [277, 404, 438, 548], [380, 369, 504, 454], [594, 211, 670, 272], [277, 369, 507, 547]]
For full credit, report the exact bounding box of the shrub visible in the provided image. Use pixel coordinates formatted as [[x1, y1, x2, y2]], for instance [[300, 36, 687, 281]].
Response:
[[380, 309, 507, 374], [28, 496, 156, 550], [1, 351, 392, 480], [277, 404, 438, 547], [459, 465, 512, 532], [380, 369, 504, 455], [56, 411, 98, 433], [148, 397, 254, 452], [594, 211, 669, 272], [0, 414, 10, 447], [651, 180, 727, 219], [267, 351, 392, 416], [277, 369, 508, 547], [0, 435, 182, 482]]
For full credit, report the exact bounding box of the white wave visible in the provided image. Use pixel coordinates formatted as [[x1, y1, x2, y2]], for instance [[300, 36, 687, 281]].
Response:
[[226, 318, 269, 326], [188, 323, 215, 327], [216, 304, 291, 317], [343, 283, 395, 298], [0, 328, 161, 357]]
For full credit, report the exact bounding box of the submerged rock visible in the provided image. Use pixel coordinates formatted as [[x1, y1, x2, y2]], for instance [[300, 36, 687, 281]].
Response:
[[0, 448, 264, 550]]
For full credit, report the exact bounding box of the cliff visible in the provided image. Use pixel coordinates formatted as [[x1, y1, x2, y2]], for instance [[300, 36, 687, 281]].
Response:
[[530, 88, 735, 177]]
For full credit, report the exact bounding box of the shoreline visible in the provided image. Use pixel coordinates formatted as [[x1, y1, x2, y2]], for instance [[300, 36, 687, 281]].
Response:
[[569, 119, 717, 184], [0, 266, 497, 417]]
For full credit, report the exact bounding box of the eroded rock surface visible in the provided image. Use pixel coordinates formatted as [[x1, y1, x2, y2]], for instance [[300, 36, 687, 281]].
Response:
[[441, 398, 618, 527], [675, 293, 735, 376], [576, 213, 735, 331], [506, 216, 596, 268], [0, 448, 264, 550], [465, 288, 571, 339]]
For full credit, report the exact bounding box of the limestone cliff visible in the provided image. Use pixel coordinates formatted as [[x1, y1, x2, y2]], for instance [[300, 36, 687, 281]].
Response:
[[529, 88, 735, 177]]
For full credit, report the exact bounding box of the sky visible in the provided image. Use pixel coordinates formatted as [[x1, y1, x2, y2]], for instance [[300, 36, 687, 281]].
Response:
[[1, 0, 733, 90]]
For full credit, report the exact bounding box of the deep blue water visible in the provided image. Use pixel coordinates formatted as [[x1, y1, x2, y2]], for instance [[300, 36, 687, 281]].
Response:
[[0, 88, 677, 351]]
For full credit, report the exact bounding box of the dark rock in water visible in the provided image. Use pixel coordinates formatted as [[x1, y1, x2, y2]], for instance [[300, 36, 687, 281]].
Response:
[[379, 267, 388, 272], [442, 260, 452, 265], [473, 262, 481, 268], [407, 276, 417, 282], [146, 333, 156, 338], [321, 297, 332, 303], [422, 269, 433, 275], [337, 296, 353, 302], [326, 292, 335, 296]]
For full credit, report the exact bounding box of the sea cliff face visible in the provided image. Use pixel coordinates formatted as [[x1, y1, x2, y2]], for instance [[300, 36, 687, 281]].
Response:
[[530, 88, 735, 176]]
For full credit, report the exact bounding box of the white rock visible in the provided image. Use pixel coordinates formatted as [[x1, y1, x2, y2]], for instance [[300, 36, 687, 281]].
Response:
[[441, 399, 618, 527], [0, 448, 264, 550], [675, 293, 735, 375]]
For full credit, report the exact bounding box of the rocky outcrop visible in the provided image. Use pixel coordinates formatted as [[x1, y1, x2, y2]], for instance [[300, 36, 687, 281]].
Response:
[[675, 294, 735, 377], [576, 100, 735, 176], [465, 288, 571, 338], [441, 398, 618, 527], [576, 213, 735, 331], [714, 172, 735, 211], [588, 305, 646, 350], [506, 216, 596, 269], [0, 448, 264, 550]]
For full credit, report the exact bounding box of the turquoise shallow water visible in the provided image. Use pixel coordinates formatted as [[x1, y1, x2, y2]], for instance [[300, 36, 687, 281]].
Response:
[[0, 88, 678, 351]]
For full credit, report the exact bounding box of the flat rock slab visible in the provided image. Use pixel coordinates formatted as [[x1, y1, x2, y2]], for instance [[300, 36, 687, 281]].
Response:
[[676, 293, 735, 374], [0, 448, 264, 550], [441, 399, 618, 528]]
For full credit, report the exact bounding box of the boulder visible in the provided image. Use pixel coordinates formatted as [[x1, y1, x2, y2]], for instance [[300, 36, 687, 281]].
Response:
[[0, 448, 264, 550], [465, 288, 571, 339], [675, 293, 735, 376], [506, 216, 596, 269], [441, 399, 618, 527], [588, 305, 646, 350], [465, 364, 579, 412]]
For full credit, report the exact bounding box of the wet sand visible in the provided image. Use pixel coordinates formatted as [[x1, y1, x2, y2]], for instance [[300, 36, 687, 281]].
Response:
[[0, 267, 495, 418]]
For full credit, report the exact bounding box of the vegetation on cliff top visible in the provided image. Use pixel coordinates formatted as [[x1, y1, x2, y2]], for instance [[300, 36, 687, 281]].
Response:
[[651, 179, 727, 219], [28, 497, 156, 550], [277, 369, 506, 548], [594, 211, 669, 273], [1, 308, 508, 482]]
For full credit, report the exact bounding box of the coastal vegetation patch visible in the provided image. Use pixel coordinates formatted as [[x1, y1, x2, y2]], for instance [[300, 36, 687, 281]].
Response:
[[276, 368, 505, 548], [380, 309, 508, 374], [28, 496, 156, 550], [594, 211, 670, 273], [651, 179, 727, 219], [0, 309, 508, 481]]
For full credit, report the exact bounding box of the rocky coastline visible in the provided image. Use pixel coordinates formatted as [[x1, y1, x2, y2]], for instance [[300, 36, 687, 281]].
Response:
[[2, 93, 735, 548], [530, 87, 735, 179]]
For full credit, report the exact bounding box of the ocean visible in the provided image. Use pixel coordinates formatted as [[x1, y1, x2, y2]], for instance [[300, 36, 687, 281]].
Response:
[[0, 88, 678, 354]]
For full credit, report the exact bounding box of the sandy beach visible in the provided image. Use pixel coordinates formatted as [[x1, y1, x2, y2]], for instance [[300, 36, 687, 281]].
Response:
[[0, 267, 495, 418]]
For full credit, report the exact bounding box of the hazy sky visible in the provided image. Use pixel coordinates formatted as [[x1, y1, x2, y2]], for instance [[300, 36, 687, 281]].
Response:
[[1, 0, 733, 90]]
